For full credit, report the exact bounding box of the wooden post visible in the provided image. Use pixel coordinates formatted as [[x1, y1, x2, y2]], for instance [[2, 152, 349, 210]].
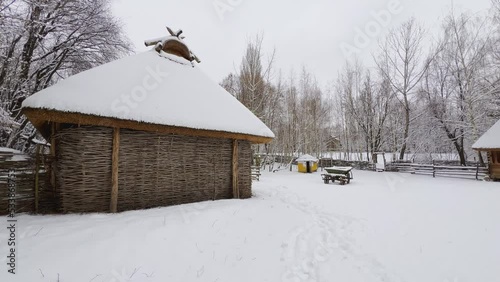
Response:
[[488, 151, 492, 177], [34, 144, 41, 213], [232, 140, 239, 199], [110, 128, 120, 213], [476, 163, 479, 180], [50, 123, 57, 192], [432, 160, 436, 178]]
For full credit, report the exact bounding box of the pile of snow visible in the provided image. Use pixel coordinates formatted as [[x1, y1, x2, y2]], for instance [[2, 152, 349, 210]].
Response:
[[473, 119, 500, 150], [1, 170, 499, 281], [22, 50, 274, 139]]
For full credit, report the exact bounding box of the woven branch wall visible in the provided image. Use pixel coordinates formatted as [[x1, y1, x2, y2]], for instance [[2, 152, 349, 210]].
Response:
[[56, 127, 113, 213], [238, 140, 252, 199], [55, 126, 252, 213]]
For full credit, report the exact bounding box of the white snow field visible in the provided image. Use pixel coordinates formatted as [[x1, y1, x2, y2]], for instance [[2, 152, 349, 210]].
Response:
[[1, 170, 499, 282]]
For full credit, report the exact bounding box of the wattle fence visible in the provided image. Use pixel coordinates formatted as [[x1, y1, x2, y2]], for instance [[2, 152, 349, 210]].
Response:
[[0, 146, 58, 215]]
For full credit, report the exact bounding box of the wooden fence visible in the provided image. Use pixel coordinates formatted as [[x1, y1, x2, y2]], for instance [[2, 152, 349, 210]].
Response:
[[386, 162, 488, 180], [0, 146, 57, 215], [319, 158, 374, 171]]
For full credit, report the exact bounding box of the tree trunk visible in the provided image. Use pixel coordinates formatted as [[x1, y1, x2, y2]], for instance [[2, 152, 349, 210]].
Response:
[[478, 152, 485, 166], [452, 140, 466, 166], [399, 105, 410, 160]]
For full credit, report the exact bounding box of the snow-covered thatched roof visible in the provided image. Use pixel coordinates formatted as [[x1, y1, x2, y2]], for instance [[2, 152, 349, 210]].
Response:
[[296, 154, 318, 162], [472, 119, 500, 150], [22, 48, 274, 143]]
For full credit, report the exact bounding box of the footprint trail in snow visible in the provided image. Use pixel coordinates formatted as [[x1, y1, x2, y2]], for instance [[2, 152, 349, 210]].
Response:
[[262, 185, 400, 282]]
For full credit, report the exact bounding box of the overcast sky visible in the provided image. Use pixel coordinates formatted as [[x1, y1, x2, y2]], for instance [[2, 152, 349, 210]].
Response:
[[112, 0, 492, 87]]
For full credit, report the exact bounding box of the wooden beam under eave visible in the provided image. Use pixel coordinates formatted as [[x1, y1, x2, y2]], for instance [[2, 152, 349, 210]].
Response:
[[21, 108, 274, 144], [232, 140, 239, 199], [110, 127, 120, 213]]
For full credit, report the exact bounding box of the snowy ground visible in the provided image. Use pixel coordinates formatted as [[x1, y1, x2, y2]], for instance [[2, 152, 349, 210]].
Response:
[[1, 170, 499, 282]]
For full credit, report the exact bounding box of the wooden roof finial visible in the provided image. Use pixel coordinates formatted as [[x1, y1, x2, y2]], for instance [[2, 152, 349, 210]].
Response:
[[144, 26, 201, 64]]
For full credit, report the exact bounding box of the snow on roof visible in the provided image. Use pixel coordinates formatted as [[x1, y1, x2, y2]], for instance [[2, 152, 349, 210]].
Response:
[[472, 119, 500, 150], [22, 50, 274, 139], [296, 154, 318, 162]]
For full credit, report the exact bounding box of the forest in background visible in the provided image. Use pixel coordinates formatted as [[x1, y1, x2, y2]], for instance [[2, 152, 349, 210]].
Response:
[[1, 0, 499, 166], [221, 2, 500, 165]]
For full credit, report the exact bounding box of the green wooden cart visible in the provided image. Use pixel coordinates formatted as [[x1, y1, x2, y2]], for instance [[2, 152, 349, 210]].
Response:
[[321, 166, 354, 185]]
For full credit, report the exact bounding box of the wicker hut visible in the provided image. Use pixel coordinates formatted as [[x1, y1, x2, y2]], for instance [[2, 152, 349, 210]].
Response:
[[296, 154, 318, 173], [21, 28, 274, 213], [472, 119, 500, 180]]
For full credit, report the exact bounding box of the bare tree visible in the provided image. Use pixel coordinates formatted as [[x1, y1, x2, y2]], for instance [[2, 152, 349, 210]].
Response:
[[0, 0, 132, 150], [375, 18, 431, 160], [421, 11, 493, 165], [334, 61, 394, 162]]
